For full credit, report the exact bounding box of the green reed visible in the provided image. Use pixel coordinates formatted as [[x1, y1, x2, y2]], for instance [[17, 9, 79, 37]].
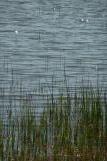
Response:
[[0, 85, 107, 161]]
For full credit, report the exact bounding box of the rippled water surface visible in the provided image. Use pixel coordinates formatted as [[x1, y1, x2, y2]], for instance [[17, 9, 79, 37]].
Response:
[[0, 0, 107, 91]]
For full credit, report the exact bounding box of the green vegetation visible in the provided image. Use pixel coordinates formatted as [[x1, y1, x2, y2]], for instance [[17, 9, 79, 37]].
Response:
[[0, 86, 107, 161]]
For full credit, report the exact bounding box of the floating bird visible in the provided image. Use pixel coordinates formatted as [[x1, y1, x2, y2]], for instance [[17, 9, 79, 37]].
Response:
[[53, 7, 56, 11], [86, 19, 89, 23], [15, 30, 18, 34], [95, 65, 98, 71], [80, 18, 89, 23], [81, 18, 84, 22]]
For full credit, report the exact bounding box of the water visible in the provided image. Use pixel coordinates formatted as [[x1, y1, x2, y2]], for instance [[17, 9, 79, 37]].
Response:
[[0, 0, 107, 95]]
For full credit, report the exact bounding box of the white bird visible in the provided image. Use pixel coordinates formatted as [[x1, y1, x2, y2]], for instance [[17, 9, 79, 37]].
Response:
[[81, 18, 84, 22], [53, 7, 55, 11], [86, 19, 89, 23], [96, 65, 98, 70], [15, 30, 18, 34]]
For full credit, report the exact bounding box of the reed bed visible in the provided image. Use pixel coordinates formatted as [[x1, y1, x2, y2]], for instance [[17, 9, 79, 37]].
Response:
[[0, 85, 107, 161]]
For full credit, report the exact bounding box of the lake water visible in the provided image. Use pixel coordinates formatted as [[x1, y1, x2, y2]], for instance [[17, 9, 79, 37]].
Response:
[[0, 0, 107, 116]]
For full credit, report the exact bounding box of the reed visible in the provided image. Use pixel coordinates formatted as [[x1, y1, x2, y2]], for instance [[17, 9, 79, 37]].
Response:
[[0, 85, 107, 161]]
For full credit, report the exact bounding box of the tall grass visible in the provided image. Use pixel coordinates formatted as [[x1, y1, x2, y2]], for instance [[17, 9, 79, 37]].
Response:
[[0, 85, 107, 161]]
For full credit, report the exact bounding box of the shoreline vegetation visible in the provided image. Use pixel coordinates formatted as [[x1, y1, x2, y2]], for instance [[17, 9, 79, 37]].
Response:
[[0, 81, 107, 161]]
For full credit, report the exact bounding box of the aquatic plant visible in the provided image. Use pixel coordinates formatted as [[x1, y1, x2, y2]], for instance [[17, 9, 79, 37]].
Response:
[[0, 85, 107, 161]]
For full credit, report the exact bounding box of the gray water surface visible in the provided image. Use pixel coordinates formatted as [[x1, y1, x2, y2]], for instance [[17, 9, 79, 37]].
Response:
[[0, 0, 107, 92]]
